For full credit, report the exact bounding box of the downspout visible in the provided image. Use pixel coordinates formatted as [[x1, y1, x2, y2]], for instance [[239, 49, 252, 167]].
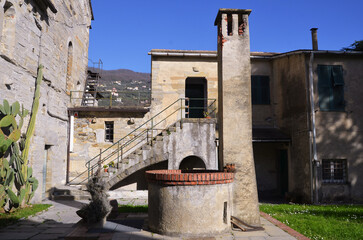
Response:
[[308, 52, 318, 203]]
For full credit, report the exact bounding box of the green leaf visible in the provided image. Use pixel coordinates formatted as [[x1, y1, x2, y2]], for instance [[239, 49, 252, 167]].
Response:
[[28, 177, 36, 183], [6, 188, 19, 208], [0, 197, 5, 208], [3, 158, 9, 171], [8, 129, 21, 142], [27, 167, 32, 177], [0, 104, 5, 115], [3, 100, 10, 115], [11, 102, 20, 116], [4, 170, 14, 186], [19, 117, 24, 129], [0, 115, 15, 128], [32, 179, 38, 192], [19, 189, 26, 203]]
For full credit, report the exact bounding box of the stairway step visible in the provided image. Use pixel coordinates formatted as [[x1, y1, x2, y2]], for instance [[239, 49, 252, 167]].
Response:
[[168, 127, 176, 132], [155, 135, 163, 141], [52, 195, 75, 201], [142, 145, 151, 150]]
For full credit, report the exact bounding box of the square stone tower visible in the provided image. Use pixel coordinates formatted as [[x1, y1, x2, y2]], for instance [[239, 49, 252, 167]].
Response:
[[215, 9, 261, 226]]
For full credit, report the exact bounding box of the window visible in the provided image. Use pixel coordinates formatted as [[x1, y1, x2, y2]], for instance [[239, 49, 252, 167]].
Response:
[[251, 75, 270, 105], [317, 65, 345, 111], [105, 121, 114, 142], [322, 159, 347, 183]]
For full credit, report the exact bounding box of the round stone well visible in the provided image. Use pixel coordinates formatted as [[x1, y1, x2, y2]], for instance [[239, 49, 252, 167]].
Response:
[[146, 169, 234, 237]]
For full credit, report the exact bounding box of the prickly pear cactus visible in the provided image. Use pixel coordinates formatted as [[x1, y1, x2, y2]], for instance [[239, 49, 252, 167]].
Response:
[[0, 64, 42, 211]]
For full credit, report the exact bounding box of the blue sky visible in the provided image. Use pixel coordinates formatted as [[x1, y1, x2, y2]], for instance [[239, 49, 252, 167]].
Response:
[[88, 0, 363, 73]]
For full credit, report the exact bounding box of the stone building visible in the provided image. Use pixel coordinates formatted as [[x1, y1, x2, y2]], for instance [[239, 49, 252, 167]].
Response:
[[0, 0, 93, 202], [65, 8, 363, 205]]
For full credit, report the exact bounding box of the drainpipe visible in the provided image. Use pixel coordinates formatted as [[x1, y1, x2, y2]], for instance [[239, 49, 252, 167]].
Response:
[[308, 52, 318, 203]]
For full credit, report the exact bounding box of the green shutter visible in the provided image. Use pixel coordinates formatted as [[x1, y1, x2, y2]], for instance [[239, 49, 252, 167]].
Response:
[[317, 65, 344, 111], [332, 65, 344, 86]]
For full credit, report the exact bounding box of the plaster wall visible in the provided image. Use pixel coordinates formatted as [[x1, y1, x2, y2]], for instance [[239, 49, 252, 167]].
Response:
[[313, 55, 363, 202], [148, 182, 233, 237], [150, 56, 218, 128], [272, 54, 311, 202], [0, 0, 92, 202], [216, 11, 260, 226], [251, 59, 275, 127]]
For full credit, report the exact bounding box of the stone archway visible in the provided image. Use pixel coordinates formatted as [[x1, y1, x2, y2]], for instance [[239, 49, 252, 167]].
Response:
[[179, 155, 206, 170]]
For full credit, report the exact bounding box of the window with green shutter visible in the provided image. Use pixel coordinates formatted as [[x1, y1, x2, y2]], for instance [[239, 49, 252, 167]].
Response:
[[251, 75, 270, 105], [317, 65, 345, 111]]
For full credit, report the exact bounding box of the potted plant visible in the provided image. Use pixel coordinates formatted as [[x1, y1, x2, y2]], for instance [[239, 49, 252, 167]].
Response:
[[103, 165, 108, 172], [108, 161, 115, 168], [203, 111, 211, 119]]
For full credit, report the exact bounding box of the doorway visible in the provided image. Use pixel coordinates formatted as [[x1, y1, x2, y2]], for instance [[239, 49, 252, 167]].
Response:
[[185, 77, 207, 118], [43, 145, 52, 199], [278, 149, 289, 196]]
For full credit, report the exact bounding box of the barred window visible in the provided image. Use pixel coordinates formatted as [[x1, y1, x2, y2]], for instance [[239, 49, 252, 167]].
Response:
[[105, 121, 114, 142], [322, 159, 347, 183]]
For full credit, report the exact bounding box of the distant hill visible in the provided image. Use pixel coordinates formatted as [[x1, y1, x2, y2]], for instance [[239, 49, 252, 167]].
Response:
[[92, 68, 150, 84], [87, 67, 151, 106]]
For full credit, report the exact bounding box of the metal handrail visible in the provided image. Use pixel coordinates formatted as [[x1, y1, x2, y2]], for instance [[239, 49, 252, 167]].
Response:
[[70, 90, 151, 107], [68, 98, 217, 184]]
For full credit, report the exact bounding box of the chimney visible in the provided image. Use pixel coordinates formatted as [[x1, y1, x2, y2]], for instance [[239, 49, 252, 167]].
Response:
[[310, 28, 318, 50]]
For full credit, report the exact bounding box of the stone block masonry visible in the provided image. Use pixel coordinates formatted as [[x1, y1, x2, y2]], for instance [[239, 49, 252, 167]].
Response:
[[0, 0, 93, 202]]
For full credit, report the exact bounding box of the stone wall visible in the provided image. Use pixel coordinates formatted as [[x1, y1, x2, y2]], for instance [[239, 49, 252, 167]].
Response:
[[0, 0, 92, 202], [69, 110, 149, 183]]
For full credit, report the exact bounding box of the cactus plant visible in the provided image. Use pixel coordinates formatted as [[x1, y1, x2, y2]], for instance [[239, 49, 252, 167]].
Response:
[[0, 64, 42, 211]]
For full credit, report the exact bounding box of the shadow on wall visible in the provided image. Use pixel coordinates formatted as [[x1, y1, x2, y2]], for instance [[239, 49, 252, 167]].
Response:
[[110, 161, 168, 191], [316, 110, 363, 202], [179, 155, 206, 170]]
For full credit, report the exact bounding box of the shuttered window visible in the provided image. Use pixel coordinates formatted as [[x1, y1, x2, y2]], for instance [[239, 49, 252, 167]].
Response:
[[251, 76, 270, 105], [317, 65, 345, 111]]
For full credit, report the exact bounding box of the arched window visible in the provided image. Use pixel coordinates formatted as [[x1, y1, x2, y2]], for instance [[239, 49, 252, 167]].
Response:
[[1, 1, 16, 58], [66, 41, 73, 93], [179, 156, 206, 170]]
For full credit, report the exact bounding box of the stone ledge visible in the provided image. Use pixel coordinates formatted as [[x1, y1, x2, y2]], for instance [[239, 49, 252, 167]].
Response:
[[146, 169, 234, 186]]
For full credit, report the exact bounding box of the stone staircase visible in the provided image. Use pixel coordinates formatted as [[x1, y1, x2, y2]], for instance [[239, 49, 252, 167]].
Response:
[[51, 185, 90, 201], [81, 70, 100, 106], [54, 118, 217, 200]]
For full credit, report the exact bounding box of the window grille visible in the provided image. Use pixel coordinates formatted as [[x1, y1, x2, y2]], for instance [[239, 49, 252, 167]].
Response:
[[105, 121, 114, 142], [322, 159, 347, 183]]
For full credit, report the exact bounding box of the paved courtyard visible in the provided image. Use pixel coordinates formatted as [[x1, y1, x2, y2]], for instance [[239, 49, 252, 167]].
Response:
[[0, 199, 298, 240]]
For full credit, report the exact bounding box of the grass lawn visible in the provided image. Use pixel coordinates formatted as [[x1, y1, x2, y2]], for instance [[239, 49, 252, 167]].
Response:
[[260, 204, 363, 240], [118, 204, 148, 213], [0, 204, 52, 228]]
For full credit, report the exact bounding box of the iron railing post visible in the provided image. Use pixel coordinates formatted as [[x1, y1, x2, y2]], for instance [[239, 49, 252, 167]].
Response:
[[117, 142, 120, 169]]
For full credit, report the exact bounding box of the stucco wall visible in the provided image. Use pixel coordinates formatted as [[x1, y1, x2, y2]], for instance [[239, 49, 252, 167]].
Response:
[[0, 0, 92, 202], [313, 55, 363, 202], [272, 54, 311, 202], [150, 55, 218, 127], [251, 59, 275, 127]]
